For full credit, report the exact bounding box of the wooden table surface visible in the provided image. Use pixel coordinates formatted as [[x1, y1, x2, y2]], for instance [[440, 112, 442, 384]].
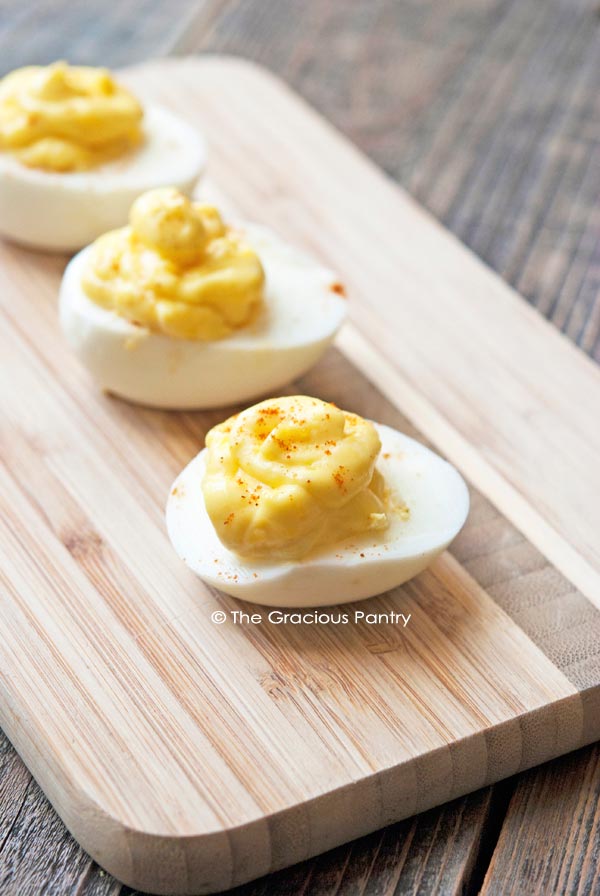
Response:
[[0, 2, 598, 894]]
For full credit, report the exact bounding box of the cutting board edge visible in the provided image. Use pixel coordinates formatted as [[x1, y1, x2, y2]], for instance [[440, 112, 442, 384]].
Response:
[[3, 689, 596, 895]]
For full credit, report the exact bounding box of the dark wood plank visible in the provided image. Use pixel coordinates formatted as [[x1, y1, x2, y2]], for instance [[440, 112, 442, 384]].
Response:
[[0, 0, 195, 69], [0, 1, 598, 895], [481, 744, 600, 895], [0, 730, 31, 856], [206, 785, 508, 896], [198, 0, 600, 360], [0, 733, 118, 896]]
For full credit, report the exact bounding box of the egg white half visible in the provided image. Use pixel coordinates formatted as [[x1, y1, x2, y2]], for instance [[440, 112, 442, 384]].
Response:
[[59, 224, 347, 409], [0, 105, 205, 251], [166, 423, 470, 607]]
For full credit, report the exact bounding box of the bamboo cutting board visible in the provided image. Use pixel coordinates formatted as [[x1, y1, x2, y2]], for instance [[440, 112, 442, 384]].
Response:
[[1, 57, 599, 895]]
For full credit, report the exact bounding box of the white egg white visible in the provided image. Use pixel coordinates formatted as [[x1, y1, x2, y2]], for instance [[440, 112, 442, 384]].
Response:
[[0, 105, 205, 251], [166, 423, 470, 607], [59, 224, 347, 409]]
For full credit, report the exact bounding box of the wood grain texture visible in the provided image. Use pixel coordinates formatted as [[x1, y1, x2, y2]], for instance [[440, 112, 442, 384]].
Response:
[[0, 57, 598, 895], [1, 735, 507, 896], [200, 0, 600, 363], [481, 743, 600, 895], [0, 2, 599, 894], [216, 783, 510, 896], [301, 351, 600, 726]]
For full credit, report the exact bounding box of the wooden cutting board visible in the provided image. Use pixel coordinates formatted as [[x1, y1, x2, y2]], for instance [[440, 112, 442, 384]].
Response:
[[1, 57, 599, 896]]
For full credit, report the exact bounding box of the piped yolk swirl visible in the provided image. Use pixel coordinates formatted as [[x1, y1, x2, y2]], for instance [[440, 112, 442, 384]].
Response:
[[202, 396, 390, 561], [0, 62, 143, 172], [82, 188, 265, 341]]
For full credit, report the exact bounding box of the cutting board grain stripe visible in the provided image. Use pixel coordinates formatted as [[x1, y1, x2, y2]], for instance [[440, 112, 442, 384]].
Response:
[[0, 58, 598, 895]]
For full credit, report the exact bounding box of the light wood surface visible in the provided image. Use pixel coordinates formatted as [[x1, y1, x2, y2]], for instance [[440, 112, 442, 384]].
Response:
[[0, 57, 599, 895]]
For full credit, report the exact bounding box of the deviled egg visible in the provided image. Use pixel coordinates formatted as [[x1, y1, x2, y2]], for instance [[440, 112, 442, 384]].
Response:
[[60, 188, 347, 408], [167, 396, 469, 607], [0, 62, 205, 250]]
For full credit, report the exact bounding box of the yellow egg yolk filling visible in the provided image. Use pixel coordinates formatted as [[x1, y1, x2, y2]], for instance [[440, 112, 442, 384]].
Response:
[[202, 396, 390, 561], [0, 62, 143, 172], [81, 188, 265, 341]]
